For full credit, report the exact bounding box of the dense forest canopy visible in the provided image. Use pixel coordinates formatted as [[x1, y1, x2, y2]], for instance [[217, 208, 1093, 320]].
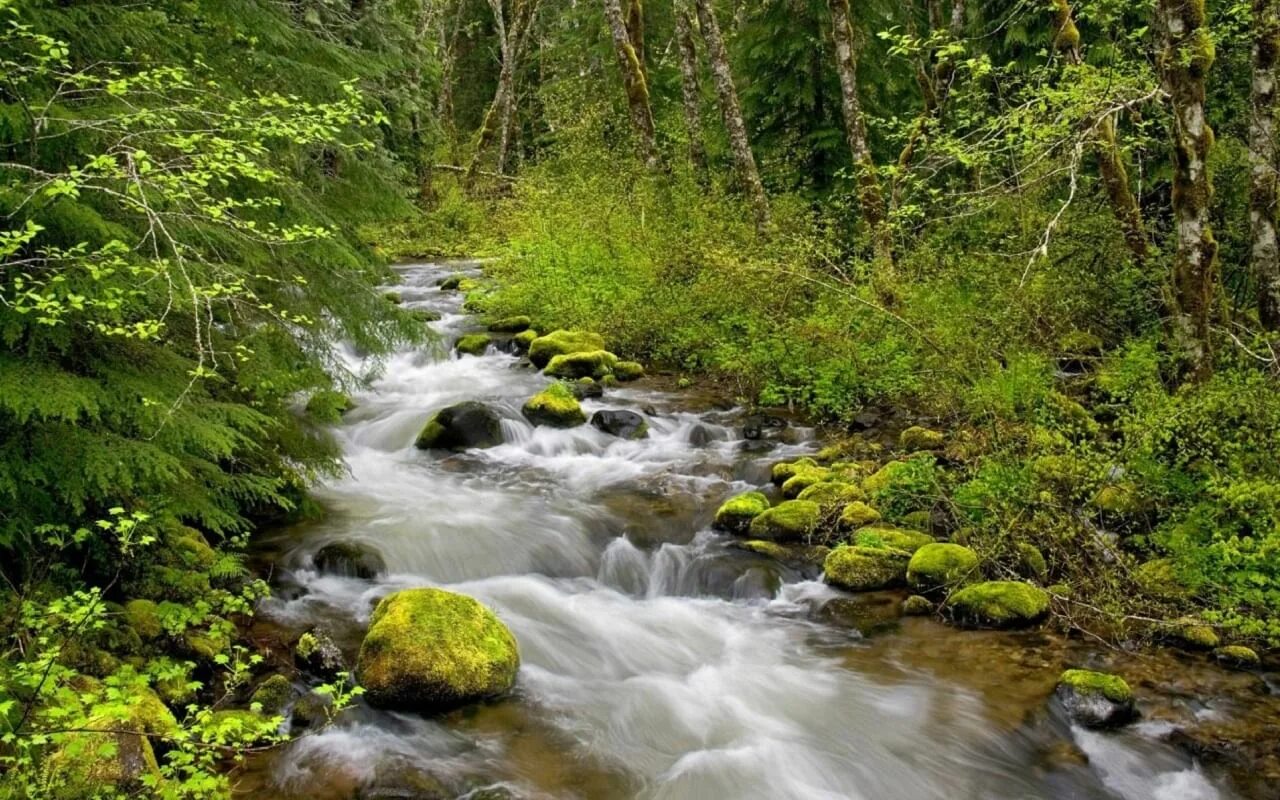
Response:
[[1, 0, 1279, 796]]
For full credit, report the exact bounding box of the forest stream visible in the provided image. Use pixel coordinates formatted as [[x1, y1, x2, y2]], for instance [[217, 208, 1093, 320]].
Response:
[[238, 262, 1275, 800]]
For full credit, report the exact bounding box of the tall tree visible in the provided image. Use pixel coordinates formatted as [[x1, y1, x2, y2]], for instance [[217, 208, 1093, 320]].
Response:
[[466, 0, 539, 185], [1157, 0, 1218, 377], [1252, 0, 1280, 329], [827, 0, 892, 267], [603, 0, 660, 169], [1050, 0, 1149, 266], [694, 0, 770, 229], [674, 2, 708, 177]]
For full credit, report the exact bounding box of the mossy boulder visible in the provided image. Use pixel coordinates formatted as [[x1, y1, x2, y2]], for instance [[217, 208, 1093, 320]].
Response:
[[122, 599, 162, 641], [48, 688, 178, 793], [747, 500, 822, 542], [356, 588, 520, 711], [856, 527, 934, 554], [797, 481, 863, 508], [732, 540, 831, 569], [713, 492, 771, 535], [512, 329, 539, 352], [838, 501, 882, 529], [295, 628, 346, 678], [1133, 558, 1191, 601], [528, 330, 607, 369], [455, 333, 491, 357], [613, 361, 645, 381], [571, 377, 604, 400], [1056, 669, 1136, 729], [947, 581, 1050, 628], [250, 674, 295, 715], [907, 543, 980, 593], [902, 595, 934, 616], [183, 625, 230, 661], [544, 350, 618, 380], [781, 467, 832, 499], [438, 274, 465, 290], [899, 426, 944, 451], [770, 457, 817, 485], [1213, 645, 1261, 670], [410, 308, 442, 323], [1166, 618, 1220, 650], [862, 461, 912, 496], [487, 315, 532, 333], [522, 383, 587, 428], [823, 546, 910, 592], [383, 291, 403, 304], [415, 402, 504, 450]]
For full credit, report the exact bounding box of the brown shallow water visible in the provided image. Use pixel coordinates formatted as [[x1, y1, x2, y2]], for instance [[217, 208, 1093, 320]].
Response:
[[235, 261, 1280, 800]]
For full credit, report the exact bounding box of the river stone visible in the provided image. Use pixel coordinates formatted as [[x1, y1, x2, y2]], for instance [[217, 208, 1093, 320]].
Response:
[[747, 500, 821, 542], [713, 491, 771, 535], [356, 588, 520, 712], [743, 414, 788, 441], [415, 402, 504, 450], [544, 350, 618, 380], [590, 409, 648, 439], [488, 315, 532, 333], [314, 541, 386, 580], [1055, 669, 1136, 729], [295, 627, 347, 679], [906, 542, 980, 593], [528, 330, 606, 369], [522, 383, 587, 428], [455, 333, 491, 356], [823, 546, 910, 591], [947, 581, 1050, 628], [570, 378, 604, 399]]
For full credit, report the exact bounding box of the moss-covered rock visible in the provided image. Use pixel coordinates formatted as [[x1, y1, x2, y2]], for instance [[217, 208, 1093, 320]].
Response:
[[250, 674, 295, 715], [487, 315, 532, 333], [902, 595, 934, 616], [856, 527, 934, 554], [528, 330, 607, 369], [713, 492, 771, 535], [122, 599, 162, 642], [356, 588, 520, 711], [1060, 330, 1104, 356], [862, 461, 910, 496], [899, 426, 944, 451], [823, 546, 910, 591], [947, 581, 1050, 628], [781, 467, 832, 499], [47, 688, 178, 793], [907, 543, 980, 593], [613, 361, 645, 382], [732, 540, 831, 569], [1133, 558, 1191, 601], [415, 402, 504, 450], [1016, 543, 1048, 581], [512, 329, 539, 352], [383, 291, 403, 305], [410, 308, 442, 323], [544, 350, 618, 380], [797, 481, 863, 508], [1055, 669, 1136, 729], [521, 383, 586, 428], [1092, 483, 1144, 514], [455, 333, 492, 357], [438, 274, 465, 290], [770, 457, 817, 485], [1213, 645, 1261, 670], [207, 709, 275, 743], [838, 501, 882, 529], [183, 625, 230, 661], [295, 628, 346, 678], [747, 500, 822, 542], [1166, 618, 1220, 650]]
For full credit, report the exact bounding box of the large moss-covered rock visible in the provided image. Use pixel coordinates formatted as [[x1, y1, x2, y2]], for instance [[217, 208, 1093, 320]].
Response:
[[838, 501, 882, 529], [544, 350, 618, 380], [713, 491, 771, 535], [947, 581, 1050, 628], [1213, 645, 1261, 670], [613, 361, 645, 381], [781, 467, 832, 499], [797, 481, 863, 508], [1055, 669, 1136, 729], [857, 527, 934, 554], [48, 687, 177, 794], [356, 588, 520, 711], [907, 543, 979, 592], [522, 383, 586, 428], [770, 457, 818, 485], [823, 546, 910, 591], [512, 329, 539, 352], [455, 333, 491, 356], [123, 599, 162, 641], [899, 426, 944, 452], [415, 402, 504, 450], [488, 315, 532, 333], [1166, 618, 1220, 650], [528, 330, 607, 368], [747, 500, 821, 542]]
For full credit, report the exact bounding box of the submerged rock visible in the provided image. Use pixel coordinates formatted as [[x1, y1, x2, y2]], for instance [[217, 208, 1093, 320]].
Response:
[[590, 409, 648, 439], [713, 491, 771, 535], [415, 402, 504, 450], [747, 500, 821, 542], [528, 330, 606, 368], [902, 595, 934, 616], [1055, 669, 1136, 729], [823, 546, 910, 591], [314, 541, 386, 580], [522, 383, 587, 428], [455, 333, 491, 356], [544, 350, 618, 380], [947, 581, 1049, 628], [907, 542, 979, 593], [356, 588, 520, 711]]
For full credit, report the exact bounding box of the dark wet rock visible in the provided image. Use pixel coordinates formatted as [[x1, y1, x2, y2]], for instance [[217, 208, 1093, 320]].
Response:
[[738, 439, 776, 454], [902, 595, 934, 616], [314, 541, 387, 580], [743, 414, 788, 441], [295, 627, 347, 679], [289, 689, 335, 730], [1055, 669, 1136, 729], [570, 378, 604, 399], [355, 761, 452, 800], [590, 409, 648, 439], [732, 565, 784, 601], [415, 402, 504, 451], [687, 424, 715, 447], [850, 410, 882, 431]]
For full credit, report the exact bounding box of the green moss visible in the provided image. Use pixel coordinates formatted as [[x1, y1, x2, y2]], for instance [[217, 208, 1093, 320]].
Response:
[[528, 330, 607, 368], [771, 457, 818, 485], [49, 688, 177, 792], [207, 709, 275, 743], [1058, 669, 1132, 704], [733, 540, 831, 568], [522, 382, 587, 428], [862, 461, 909, 495], [439, 274, 465, 290], [1212, 645, 1260, 669], [410, 308, 442, 323], [250, 674, 294, 715], [713, 491, 771, 535], [856, 526, 934, 553], [184, 624, 230, 661], [902, 595, 934, 616], [899, 426, 944, 451], [823, 545, 910, 591], [907, 543, 980, 592], [1134, 558, 1191, 601], [747, 500, 822, 542], [781, 467, 832, 499], [488, 315, 532, 333], [122, 599, 162, 641], [899, 510, 932, 531], [1093, 483, 1144, 514], [613, 361, 645, 381], [513, 329, 539, 351], [1167, 618, 1219, 649], [947, 581, 1050, 628], [838, 501, 882, 529], [383, 291, 403, 304], [1016, 543, 1048, 581], [544, 350, 618, 379], [798, 481, 863, 508], [455, 333, 492, 356], [173, 529, 217, 570], [356, 588, 520, 711]]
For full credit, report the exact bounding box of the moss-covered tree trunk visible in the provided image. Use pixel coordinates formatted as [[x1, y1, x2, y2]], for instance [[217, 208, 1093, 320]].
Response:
[[674, 3, 707, 178], [1252, 0, 1280, 329], [1157, 0, 1218, 379], [694, 0, 770, 230], [466, 0, 537, 186], [827, 0, 892, 269], [627, 0, 646, 64], [497, 0, 538, 176], [1050, 0, 1149, 267], [603, 0, 660, 170]]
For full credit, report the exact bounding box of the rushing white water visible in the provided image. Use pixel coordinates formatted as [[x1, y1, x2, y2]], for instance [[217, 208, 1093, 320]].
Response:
[[255, 261, 1236, 800]]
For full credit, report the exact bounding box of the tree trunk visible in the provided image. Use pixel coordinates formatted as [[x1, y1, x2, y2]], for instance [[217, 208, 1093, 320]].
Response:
[[497, 0, 538, 175], [1157, 0, 1218, 378], [827, 0, 892, 266], [1051, 0, 1148, 266], [627, 0, 645, 64], [603, 0, 660, 170], [466, 0, 538, 186], [694, 0, 770, 230], [1252, 0, 1280, 329], [674, 3, 707, 177]]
